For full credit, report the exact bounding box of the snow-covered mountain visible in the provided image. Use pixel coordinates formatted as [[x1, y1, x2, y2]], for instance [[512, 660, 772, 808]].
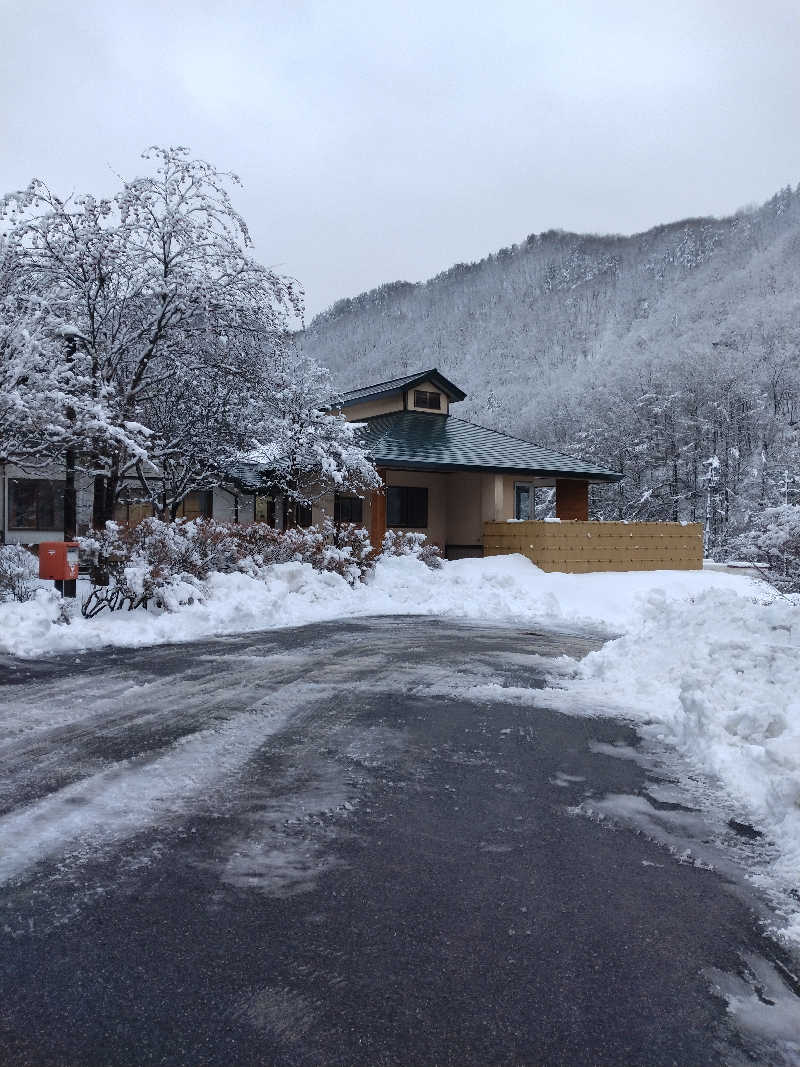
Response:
[[302, 185, 800, 545]]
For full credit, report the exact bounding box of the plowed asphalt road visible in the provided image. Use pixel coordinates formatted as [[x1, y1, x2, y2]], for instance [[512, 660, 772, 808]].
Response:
[[0, 616, 798, 1066]]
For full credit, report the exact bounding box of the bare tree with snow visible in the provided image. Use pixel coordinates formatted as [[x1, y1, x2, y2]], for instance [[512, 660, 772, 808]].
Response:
[[1, 147, 376, 527]]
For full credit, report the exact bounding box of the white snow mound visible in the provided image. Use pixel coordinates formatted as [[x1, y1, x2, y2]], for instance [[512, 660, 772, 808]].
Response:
[[0, 553, 765, 659]]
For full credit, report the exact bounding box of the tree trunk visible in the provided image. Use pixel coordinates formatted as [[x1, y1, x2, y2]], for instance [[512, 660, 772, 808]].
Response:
[[91, 472, 107, 528], [91, 456, 121, 529], [64, 447, 77, 541]]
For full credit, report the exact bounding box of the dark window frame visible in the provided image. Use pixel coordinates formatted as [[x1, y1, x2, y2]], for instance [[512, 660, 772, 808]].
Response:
[[386, 486, 428, 529], [295, 501, 313, 528], [514, 482, 536, 521], [8, 478, 66, 531], [254, 495, 276, 527], [334, 494, 363, 525], [413, 389, 442, 410]]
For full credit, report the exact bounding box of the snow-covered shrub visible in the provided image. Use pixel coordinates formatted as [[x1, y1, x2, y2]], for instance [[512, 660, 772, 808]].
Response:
[[79, 519, 239, 614], [83, 518, 245, 583], [316, 521, 374, 584], [79, 516, 443, 615], [380, 530, 442, 569], [80, 517, 380, 612], [732, 504, 800, 592], [0, 543, 38, 602], [233, 520, 373, 584]]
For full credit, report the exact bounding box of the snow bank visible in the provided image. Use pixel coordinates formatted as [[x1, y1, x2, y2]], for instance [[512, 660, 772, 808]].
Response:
[[556, 586, 800, 940], [0, 553, 765, 659]]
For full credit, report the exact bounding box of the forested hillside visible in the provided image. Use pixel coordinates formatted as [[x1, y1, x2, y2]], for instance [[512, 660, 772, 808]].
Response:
[[302, 186, 800, 552]]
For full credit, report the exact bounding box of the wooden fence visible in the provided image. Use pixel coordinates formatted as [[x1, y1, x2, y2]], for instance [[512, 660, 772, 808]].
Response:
[[483, 520, 704, 573]]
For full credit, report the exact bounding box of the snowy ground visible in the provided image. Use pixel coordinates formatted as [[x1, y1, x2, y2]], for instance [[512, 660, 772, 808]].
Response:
[[2, 553, 798, 946], [0, 552, 770, 657]]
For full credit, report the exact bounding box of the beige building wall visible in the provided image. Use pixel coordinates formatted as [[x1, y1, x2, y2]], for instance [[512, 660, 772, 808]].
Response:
[[307, 470, 570, 558], [314, 472, 499, 554], [316, 471, 446, 548], [311, 492, 336, 525], [446, 472, 481, 544], [342, 395, 404, 421]]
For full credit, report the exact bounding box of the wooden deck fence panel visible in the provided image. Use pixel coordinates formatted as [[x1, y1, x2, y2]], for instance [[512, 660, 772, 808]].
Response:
[[483, 520, 704, 572]]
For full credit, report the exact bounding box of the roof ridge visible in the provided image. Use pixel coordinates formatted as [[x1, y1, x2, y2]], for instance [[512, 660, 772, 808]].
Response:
[[447, 414, 615, 470], [340, 368, 466, 403], [340, 368, 438, 397]]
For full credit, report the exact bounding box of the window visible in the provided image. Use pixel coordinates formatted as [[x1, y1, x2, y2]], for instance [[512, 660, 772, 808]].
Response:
[[514, 483, 535, 521], [254, 496, 276, 526], [114, 499, 155, 526], [177, 491, 213, 520], [334, 494, 363, 524], [8, 479, 65, 531], [295, 502, 313, 528], [413, 390, 441, 410], [387, 486, 428, 528], [114, 486, 155, 526]]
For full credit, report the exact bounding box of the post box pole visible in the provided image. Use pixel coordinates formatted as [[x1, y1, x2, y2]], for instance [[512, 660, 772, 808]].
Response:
[[39, 542, 79, 597]]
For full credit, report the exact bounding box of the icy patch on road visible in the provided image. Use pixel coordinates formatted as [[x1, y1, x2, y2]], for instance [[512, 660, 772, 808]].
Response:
[[0, 686, 327, 886], [234, 984, 322, 1043], [571, 792, 721, 874], [219, 723, 410, 898], [221, 762, 355, 899], [708, 955, 800, 1063], [550, 771, 586, 787]]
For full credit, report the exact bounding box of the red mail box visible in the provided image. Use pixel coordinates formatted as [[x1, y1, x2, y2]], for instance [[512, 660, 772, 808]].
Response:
[[39, 541, 80, 581]]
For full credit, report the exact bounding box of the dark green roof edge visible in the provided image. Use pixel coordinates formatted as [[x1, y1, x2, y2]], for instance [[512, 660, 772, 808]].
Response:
[[375, 458, 622, 481]]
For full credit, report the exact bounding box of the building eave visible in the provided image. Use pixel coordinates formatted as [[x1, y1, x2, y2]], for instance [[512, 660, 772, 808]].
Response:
[[372, 458, 623, 482]]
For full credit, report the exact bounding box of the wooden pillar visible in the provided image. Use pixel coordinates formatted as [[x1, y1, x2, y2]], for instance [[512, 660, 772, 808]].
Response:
[[369, 469, 387, 550], [555, 479, 589, 521]]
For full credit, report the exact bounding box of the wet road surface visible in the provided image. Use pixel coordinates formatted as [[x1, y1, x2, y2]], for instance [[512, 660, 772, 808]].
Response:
[[0, 616, 798, 1065]]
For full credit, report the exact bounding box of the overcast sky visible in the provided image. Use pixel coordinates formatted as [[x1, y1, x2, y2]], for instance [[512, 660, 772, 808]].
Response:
[[2, 0, 800, 318]]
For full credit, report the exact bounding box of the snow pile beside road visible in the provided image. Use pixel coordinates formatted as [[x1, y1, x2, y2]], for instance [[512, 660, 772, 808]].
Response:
[[555, 587, 800, 940], [0, 553, 765, 659]]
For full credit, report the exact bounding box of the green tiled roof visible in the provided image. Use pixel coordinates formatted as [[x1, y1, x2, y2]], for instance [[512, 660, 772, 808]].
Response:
[[357, 411, 623, 482]]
